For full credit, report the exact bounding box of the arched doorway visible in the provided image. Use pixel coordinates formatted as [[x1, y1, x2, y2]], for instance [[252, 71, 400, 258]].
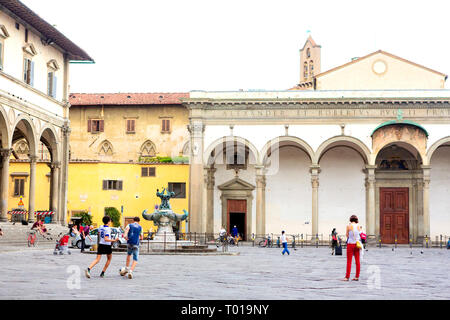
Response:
[[204, 136, 259, 240], [375, 142, 423, 243]]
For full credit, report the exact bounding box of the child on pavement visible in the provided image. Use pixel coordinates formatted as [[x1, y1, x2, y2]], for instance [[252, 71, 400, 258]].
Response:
[[85, 216, 119, 278], [120, 217, 143, 279]]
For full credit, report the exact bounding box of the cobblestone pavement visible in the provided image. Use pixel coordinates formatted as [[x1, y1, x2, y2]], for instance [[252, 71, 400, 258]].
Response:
[[0, 246, 448, 300]]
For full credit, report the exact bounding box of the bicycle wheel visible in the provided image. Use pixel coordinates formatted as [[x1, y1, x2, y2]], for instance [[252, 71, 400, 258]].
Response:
[[27, 234, 32, 247], [258, 240, 267, 248], [215, 239, 222, 247]]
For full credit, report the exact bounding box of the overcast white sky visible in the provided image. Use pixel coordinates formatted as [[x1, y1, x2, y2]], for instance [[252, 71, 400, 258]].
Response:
[[22, 0, 450, 93]]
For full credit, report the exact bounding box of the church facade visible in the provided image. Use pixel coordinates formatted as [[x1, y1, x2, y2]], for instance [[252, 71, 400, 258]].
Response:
[[184, 36, 450, 243]]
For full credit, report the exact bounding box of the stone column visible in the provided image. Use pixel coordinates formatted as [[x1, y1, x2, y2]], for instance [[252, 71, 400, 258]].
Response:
[[310, 165, 320, 236], [59, 124, 70, 226], [187, 120, 205, 233], [204, 167, 216, 235], [27, 155, 38, 223], [422, 165, 431, 239], [49, 161, 61, 223], [0, 148, 12, 222], [255, 166, 266, 237], [364, 165, 376, 236]]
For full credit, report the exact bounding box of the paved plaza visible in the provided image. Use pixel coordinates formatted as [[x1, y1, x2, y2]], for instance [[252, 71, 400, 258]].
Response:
[[0, 245, 448, 300]]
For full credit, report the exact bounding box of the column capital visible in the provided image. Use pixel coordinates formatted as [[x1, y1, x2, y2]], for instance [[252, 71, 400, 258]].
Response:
[[0, 148, 13, 159], [309, 164, 321, 175], [187, 122, 205, 135], [50, 161, 62, 169], [28, 155, 38, 163], [203, 167, 216, 189], [256, 174, 266, 188], [62, 125, 71, 137]]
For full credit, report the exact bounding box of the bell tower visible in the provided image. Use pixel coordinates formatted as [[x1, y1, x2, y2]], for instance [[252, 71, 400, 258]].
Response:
[[300, 35, 321, 83]]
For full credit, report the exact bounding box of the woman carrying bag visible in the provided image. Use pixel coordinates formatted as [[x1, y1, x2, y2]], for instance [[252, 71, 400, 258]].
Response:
[[342, 215, 362, 281]]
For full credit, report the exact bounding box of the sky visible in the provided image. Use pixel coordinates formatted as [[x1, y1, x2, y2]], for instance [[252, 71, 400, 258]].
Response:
[[22, 0, 450, 93]]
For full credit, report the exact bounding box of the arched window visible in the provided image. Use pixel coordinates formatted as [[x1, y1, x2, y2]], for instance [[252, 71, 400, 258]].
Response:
[[99, 140, 113, 156], [306, 48, 311, 58], [304, 62, 308, 78], [309, 60, 314, 77], [140, 140, 157, 157]]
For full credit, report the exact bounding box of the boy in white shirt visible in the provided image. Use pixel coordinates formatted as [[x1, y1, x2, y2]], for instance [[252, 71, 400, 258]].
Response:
[[85, 216, 119, 278]]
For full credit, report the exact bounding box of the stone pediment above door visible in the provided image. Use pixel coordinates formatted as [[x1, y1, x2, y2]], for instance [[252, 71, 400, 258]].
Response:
[[218, 177, 255, 191]]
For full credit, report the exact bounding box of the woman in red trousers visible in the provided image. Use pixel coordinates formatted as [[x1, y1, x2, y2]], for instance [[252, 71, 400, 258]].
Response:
[[343, 215, 362, 281]]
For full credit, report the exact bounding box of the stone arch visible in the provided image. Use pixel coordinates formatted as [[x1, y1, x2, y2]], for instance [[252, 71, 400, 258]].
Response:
[[98, 140, 114, 156], [427, 136, 450, 164], [374, 141, 424, 167], [139, 140, 157, 157], [260, 136, 315, 165], [204, 136, 260, 167], [372, 123, 428, 165], [11, 114, 38, 157], [0, 105, 11, 149], [181, 140, 190, 157], [314, 136, 371, 165], [39, 125, 60, 162]]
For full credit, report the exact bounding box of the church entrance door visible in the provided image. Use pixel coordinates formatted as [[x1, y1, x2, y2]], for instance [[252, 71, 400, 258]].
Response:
[[380, 187, 409, 244], [227, 199, 246, 241]]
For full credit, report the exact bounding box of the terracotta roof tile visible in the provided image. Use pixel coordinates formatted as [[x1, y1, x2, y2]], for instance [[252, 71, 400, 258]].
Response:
[[69, 93, 189, 106]]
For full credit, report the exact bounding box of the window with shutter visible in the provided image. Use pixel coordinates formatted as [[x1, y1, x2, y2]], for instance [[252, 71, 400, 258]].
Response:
[[20, 179, 24, 196], [88, 119, 92, 132], [14, 179, 19, 196], [162, 119, 171, 133], [149, 167, 156, 177], [99, 120, 104, 132], [168, 183, 186, 198], [14, 178, 25, 196], [126, 119, 135, 133], [102, 179, 123, 191], [141, 167, 148, 177]]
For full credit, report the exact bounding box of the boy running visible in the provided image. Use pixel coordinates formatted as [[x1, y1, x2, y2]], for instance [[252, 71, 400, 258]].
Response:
[[119, 217, 143, 279], [85, 216, 119, 278]]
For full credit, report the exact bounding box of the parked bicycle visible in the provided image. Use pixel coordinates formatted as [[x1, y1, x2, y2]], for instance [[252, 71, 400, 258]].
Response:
[[258, 236, 273, 248], [215, 235, 237, 247]]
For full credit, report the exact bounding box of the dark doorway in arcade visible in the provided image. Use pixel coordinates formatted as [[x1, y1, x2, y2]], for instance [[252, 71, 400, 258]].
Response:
[[227, 199, 246, 241]]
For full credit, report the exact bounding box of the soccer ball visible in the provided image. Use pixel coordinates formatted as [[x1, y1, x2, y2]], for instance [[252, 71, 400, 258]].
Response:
[[119, 267, 128, 276]]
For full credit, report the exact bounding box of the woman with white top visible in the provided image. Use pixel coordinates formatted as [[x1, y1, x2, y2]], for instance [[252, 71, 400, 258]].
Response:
[[343, 215, 362, 281]]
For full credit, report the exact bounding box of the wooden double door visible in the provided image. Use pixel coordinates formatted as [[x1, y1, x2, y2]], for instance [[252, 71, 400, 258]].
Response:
[[380, 188, 409, 244]]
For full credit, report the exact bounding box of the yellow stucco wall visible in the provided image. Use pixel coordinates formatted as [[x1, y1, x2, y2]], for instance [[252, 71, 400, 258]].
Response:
[[7, 161, 189, 233], [67, 162, 189, 233], [7, 161, 50, 213]]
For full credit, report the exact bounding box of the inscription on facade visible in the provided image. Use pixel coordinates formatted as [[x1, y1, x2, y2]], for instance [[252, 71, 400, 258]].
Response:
[[199, 106, 450, 121]]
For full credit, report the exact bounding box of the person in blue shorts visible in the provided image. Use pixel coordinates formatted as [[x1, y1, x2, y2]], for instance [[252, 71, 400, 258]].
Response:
[[120, 217, 143, 279]]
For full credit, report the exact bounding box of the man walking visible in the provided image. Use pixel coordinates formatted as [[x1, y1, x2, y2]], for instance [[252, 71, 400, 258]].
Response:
[[281, 230, 290, 255], [85, 216, 119, 278], [120, 217, 143, 279]]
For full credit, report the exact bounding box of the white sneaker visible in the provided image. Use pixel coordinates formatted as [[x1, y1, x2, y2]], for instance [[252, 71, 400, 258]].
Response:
[[119, 267, 128, 276], [127, 270, 133, 279]]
